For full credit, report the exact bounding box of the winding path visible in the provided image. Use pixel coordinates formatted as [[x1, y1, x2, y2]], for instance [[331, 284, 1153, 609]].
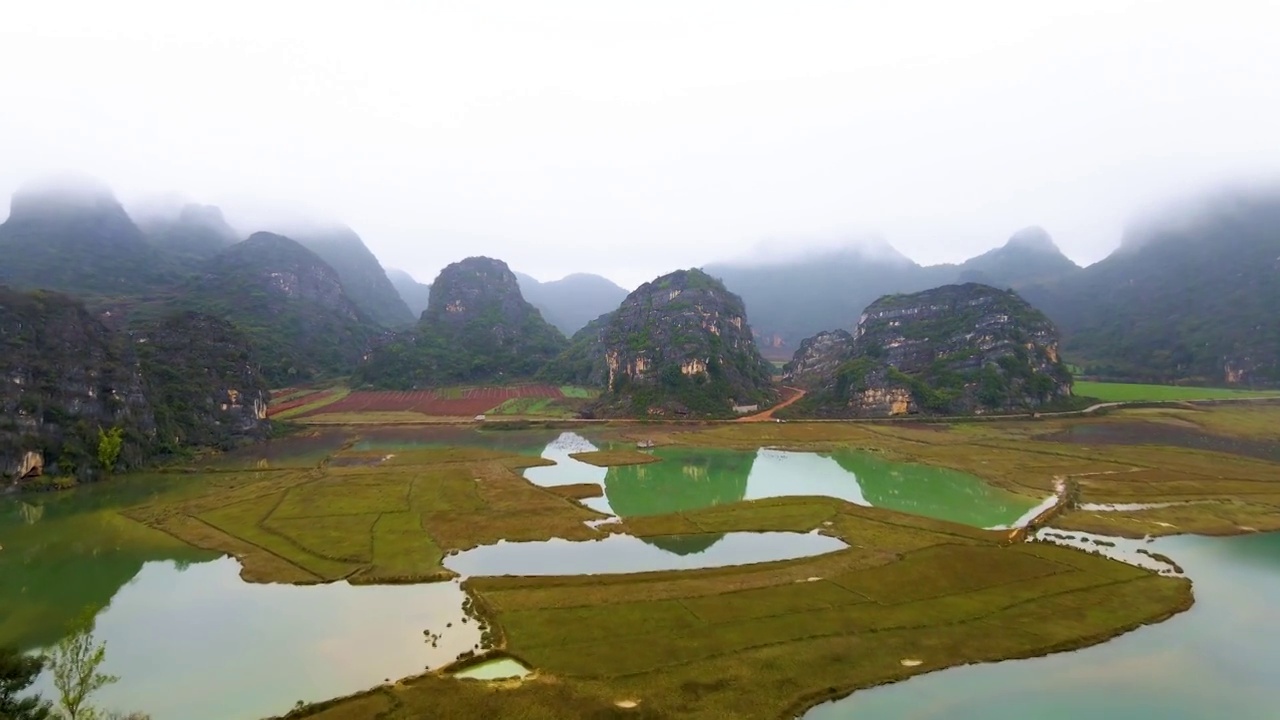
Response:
[[736, 386, 806, 422]]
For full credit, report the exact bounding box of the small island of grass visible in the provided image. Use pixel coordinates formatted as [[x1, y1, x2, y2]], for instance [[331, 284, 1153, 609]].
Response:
[[569, 449, 661, 467]]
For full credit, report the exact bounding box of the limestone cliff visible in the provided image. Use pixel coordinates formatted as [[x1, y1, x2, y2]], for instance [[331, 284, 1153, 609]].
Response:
[[355, 257, 567, 388], [784, 283, 1072, 417], [0, 288, 270, 484], [548, 269, 777, 417], [136, 312, 271, 451]]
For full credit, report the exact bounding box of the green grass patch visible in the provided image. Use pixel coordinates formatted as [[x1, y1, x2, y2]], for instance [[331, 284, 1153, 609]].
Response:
[[489, 397, 575, 417], [360, 512, 448, 582], [558, 386, 598, 399], [567, 449, 659, 467], [1075, 381, 1280, 402]]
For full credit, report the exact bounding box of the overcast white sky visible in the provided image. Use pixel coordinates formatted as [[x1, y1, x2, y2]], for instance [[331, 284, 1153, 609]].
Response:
[[2, 1, 1278, 288]]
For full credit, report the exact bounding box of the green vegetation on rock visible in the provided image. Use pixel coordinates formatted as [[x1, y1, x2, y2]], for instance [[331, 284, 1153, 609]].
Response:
[[545, 269, 777, 418], [356, 257, 567, 389], [785, 284, 1073, 417], [175, 232, 380, 384]]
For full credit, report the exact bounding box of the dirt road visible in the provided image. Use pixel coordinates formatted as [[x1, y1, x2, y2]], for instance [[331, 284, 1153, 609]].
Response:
[[737, 386, 806, 422]]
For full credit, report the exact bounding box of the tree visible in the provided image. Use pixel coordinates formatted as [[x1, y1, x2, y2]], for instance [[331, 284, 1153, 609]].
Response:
[[0, 647, 53, 720], [95, 428, 124, 473], [44, 615, 118, 720]]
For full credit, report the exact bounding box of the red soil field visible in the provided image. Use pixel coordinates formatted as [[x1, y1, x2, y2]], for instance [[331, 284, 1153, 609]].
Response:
[[266, 389, 335, 417], [295, 385, 565, 417]]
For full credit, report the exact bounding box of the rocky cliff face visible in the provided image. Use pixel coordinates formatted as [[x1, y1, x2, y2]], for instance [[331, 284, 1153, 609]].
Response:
[[136, 312, 271, 451], [0, 287, 153, 482], [355, 257, 567, 388], [560, 269, 777, 417], [182, 232, 378, 384], [782, 330, 855, 388], [784, 283, 1072, 417], [0, 288, 271, 484]]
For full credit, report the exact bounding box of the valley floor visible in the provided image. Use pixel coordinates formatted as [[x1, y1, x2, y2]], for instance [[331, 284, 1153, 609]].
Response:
[[22, 401, 1280, 719]]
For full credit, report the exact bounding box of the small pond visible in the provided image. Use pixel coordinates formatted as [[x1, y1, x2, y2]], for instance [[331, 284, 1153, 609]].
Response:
[[452, 657, 533, 680], [443, 531, 848, 577]]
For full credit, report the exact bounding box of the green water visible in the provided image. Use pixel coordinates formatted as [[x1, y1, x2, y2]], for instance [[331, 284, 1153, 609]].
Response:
[[523, 433, 1042, 529], [452, 657, 532, 680], [0, 474, 218, 648], [804, 532, 1280, 720]]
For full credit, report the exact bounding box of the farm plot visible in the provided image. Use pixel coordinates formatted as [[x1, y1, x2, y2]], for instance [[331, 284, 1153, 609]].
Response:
[[296, 385, 566, 418]]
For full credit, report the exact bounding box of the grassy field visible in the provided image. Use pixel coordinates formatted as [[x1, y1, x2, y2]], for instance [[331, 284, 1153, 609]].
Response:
[[558, 386, 598, 399], [1074, 381, 1280, 402], [489, 397, 577, 418], [125, 449, 606, 584]]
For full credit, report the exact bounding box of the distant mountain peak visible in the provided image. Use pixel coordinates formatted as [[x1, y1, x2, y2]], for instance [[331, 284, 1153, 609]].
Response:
[[8, 174, 123, 219], [178, 203, 231, 228], [1004, 226, 1060, 253], [512, 269, 629, 335]]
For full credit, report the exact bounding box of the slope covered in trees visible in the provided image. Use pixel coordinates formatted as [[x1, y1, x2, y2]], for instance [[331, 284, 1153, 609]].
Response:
[[356, 257, 567, 388], [1035, 190, 1280, 385]]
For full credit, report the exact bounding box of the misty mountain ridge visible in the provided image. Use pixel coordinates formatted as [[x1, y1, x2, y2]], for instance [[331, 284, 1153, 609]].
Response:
[[1033, 189, 1280, 384], [515, 271, 630, 336], [703, 226, 1084, 359], [0, 177, 181, 296], [137, 203, 240, 265], [289, 224, 416, 327], [386, 269, 432, 318]]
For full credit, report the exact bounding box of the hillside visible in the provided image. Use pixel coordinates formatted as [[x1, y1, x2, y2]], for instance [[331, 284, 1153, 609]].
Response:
[[516, 272, 629, 335], [784, 284, 1072, 417], [0, 287, 269, 484], [387, 269, 433, 318], [546, 269, 777, 418], [179, 232, 380, 384], [0, 177, 179, 297], [292, 225, 415, 328], [356, 257, 567, 388], [1035, 190, 1280, 385]]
